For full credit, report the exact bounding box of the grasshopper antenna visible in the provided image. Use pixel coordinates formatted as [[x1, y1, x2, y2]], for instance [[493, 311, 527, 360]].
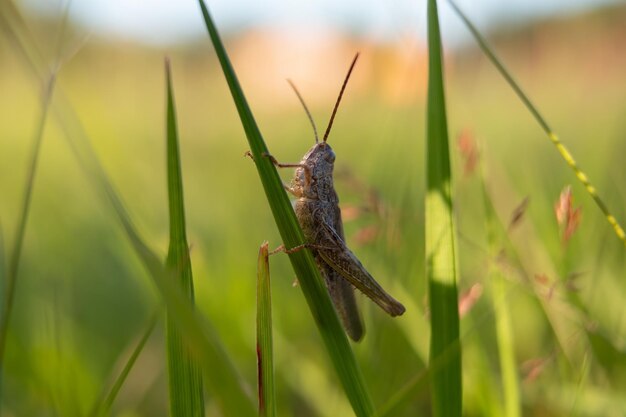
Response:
[[322, 52, 359, 143], [287, 79, 319, 144]]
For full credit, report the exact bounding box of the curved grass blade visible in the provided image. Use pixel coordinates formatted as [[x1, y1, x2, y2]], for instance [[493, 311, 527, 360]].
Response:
[[426, 1, 462, 416], [89, 310, 160, 417], [164, 59, 205, 417], [0, 72, 56, 400], [256, 242, 276, 417], [0, 9, 255, 416], [447, 0, 626, 247], [196, 2, 375, 415]]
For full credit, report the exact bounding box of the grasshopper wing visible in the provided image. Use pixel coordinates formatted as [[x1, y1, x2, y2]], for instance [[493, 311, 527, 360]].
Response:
[[316, 218, 406, 317]]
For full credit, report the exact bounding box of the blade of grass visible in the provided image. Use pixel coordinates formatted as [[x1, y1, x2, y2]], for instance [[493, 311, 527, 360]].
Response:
[[196, 2, 375, 415], [426, 1, 462, 416], [256, 242, 276, 417], [63, 116, 255, 416], [0, 8, 255, 416], [0, 72, 56, 404], [447, 0, 626, 247], [164, 59, 205, 417], [60, 66, 255, 417], [89, 310, 160, 417], [480, 168, 521, 417], [476, 156, 581, 363]]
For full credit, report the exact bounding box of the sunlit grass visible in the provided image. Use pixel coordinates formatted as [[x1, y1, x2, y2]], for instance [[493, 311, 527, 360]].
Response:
[[448, 0, 626, 247], [197, 1, 376, 414], [256, 242, 276, 417], [424, 0, 462, 416], [0, 1, 624, 416], [164, 59, 205, 417]]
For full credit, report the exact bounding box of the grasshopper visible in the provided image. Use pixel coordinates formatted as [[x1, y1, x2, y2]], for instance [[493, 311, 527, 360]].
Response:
[[265, 53, 405, 341]]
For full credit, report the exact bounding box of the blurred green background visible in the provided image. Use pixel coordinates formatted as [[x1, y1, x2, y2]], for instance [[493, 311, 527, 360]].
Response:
[[1, 2, 625, 416]]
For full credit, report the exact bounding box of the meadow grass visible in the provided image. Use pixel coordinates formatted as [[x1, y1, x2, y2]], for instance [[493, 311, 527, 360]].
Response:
[[256, 242, 276, 417], [425, 0, 461, 415], [197, 2, 375, 414], [164, 59, 205, 417], [0, 0, 625, 416]]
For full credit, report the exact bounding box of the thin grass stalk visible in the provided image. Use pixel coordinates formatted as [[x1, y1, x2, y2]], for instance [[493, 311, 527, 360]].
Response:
[[425, 1, 462, 416], [164, 60, 205, 417], [256, 242, 276, 417], [446, 0, 595, 364], [0, 73, 56, 402], [480, 168, 520, 417], [491, 275, 520, 415], [90, 310, 160, 417], [0, 3, 46, 81], [475, 160, 580, 365], [447, 0, 626, 247], [196, 2, 375, 416], [377, 369, 428, 417], [0, 9, 255, 415]]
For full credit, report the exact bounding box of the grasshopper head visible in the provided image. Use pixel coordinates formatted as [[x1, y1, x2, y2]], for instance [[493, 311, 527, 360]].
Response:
[[294, 142, 337, 200], [289, 53, 358, 201], [303, 142, 336, 168]]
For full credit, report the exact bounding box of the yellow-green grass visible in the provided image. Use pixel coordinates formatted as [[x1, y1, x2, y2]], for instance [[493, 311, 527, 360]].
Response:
[[0, 4, 625, 416]]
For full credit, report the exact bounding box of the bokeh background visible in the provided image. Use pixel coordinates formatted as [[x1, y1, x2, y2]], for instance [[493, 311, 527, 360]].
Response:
[[1, 0, 625, 416]]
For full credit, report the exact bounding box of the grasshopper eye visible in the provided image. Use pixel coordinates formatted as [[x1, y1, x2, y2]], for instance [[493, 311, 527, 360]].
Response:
[[326, 150, 336, 163]]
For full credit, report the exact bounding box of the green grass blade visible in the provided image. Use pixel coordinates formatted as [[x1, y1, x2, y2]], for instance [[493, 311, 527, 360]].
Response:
[[99, 214, 254, 416], [447, 0, 626, 247], [70, 131, 255, 416], [426, 1, 462, 416], [0, 9, 255, 416], [490, 271, 521, 417], [100, 313, 159, 416], [164, 60, 206, 417], [480, 173, 520, 417], [90, 311, 160, 417], [62, 108, 254, 416], [0, 72, 56, 397], [61, 65, 255, 417], [256, 242, 276, 417], [196, 2, 375, 415]]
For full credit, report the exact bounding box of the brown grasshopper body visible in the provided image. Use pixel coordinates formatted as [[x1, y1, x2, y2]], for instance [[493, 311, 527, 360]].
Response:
[[290, 142, 405, 340], [269, 53, 405, 341]]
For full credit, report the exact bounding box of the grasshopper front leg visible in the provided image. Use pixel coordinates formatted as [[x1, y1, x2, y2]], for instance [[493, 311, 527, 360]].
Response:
[[245, 151, 303, 196], [262, 152, 311, 195]]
